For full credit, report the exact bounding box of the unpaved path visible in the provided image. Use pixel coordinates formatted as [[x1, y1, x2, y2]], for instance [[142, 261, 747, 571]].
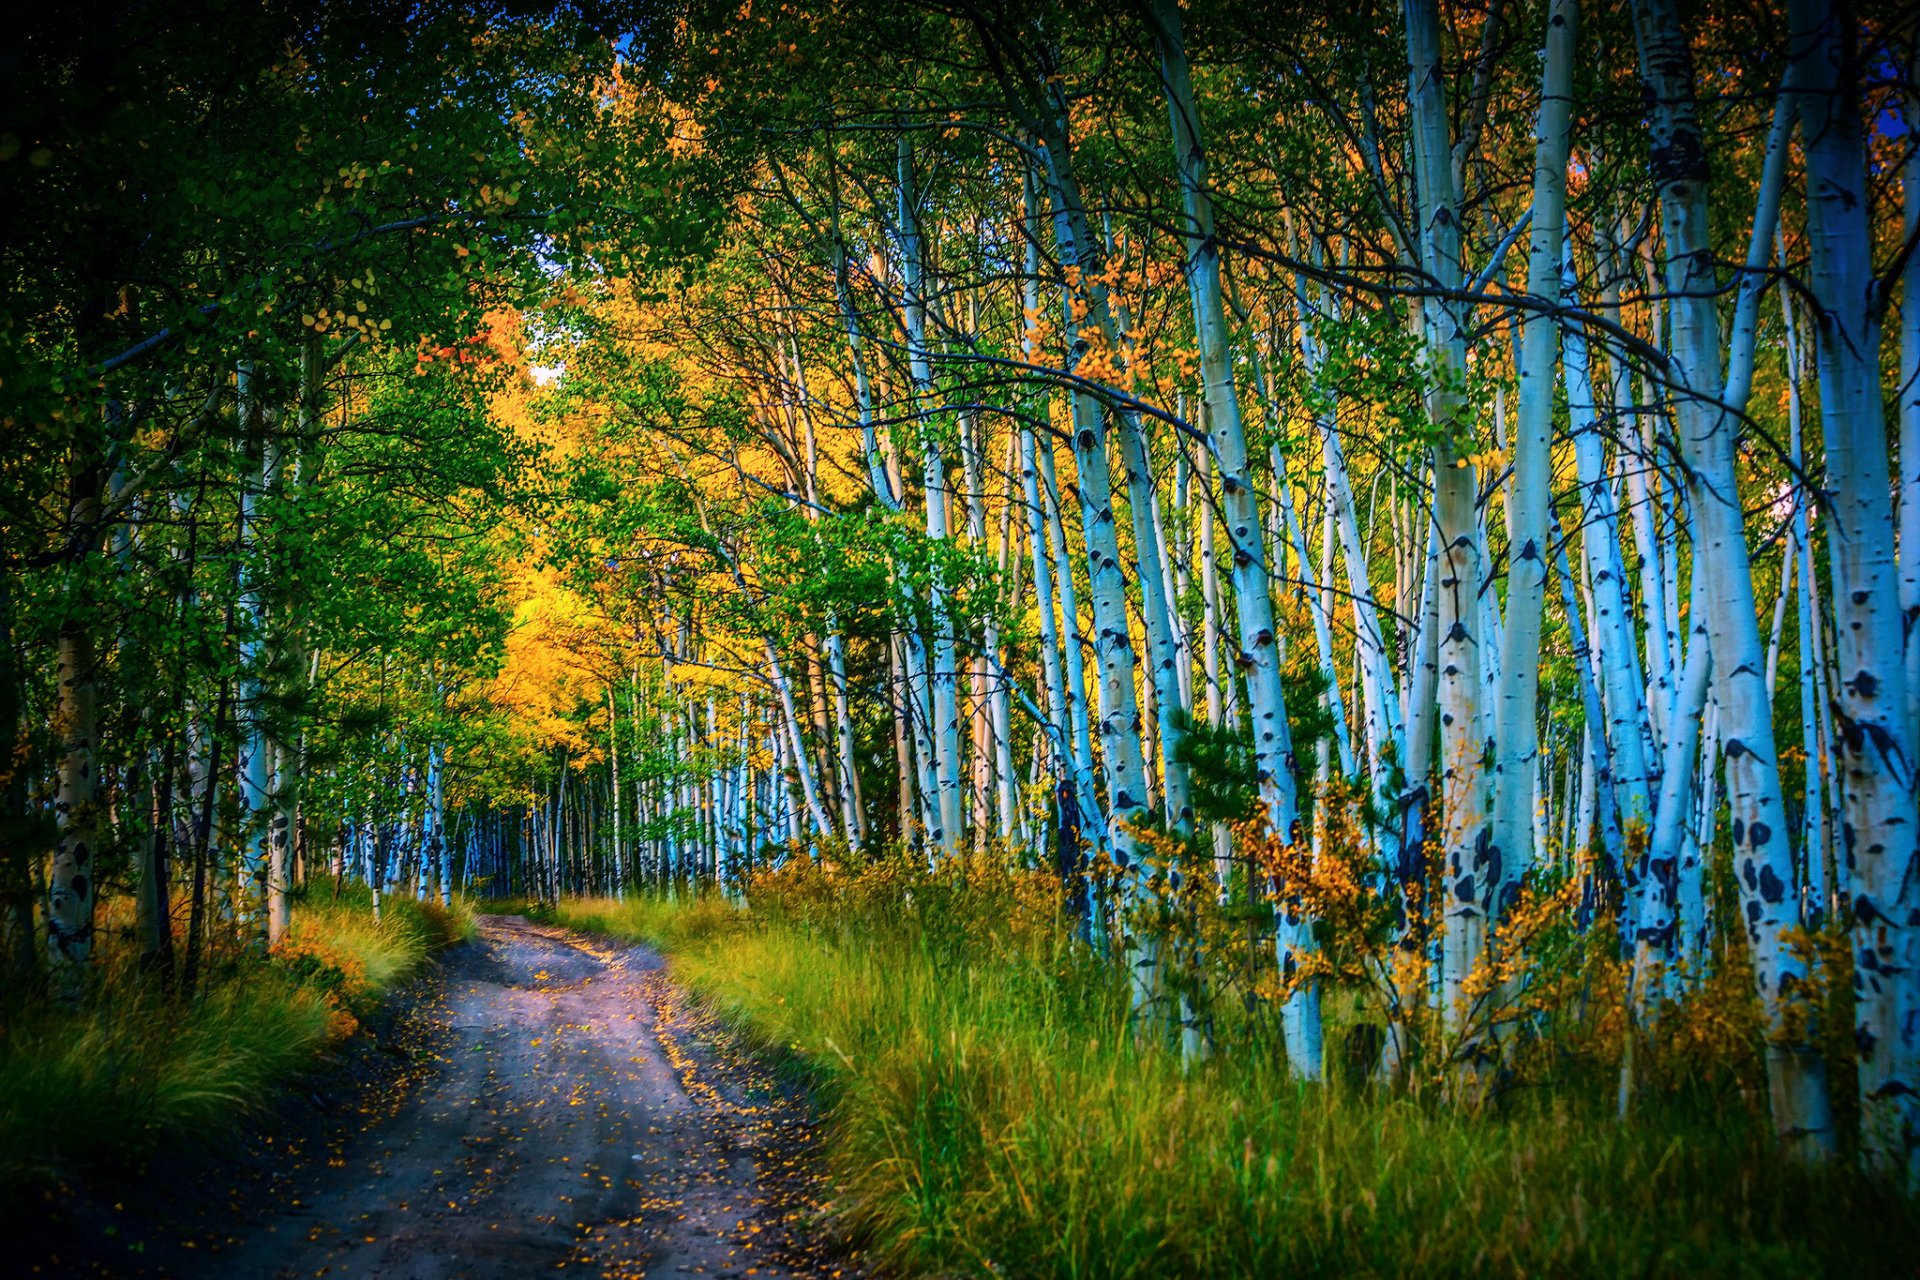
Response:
[[68, 915, 846, 1280]]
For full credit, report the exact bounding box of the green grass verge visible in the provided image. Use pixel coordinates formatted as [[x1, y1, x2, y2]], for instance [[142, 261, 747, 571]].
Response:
[[551, 887, 1917, 1279], [0, 887, 471, 1209]]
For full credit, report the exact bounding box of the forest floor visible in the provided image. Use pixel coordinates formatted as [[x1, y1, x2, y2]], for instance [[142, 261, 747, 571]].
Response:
[[25, 915, 853, 1280]]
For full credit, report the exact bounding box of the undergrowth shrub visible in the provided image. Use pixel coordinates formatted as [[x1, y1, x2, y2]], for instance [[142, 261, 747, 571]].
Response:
[[555, 858, 1918, 1279], [0, 886, 472, 1214]]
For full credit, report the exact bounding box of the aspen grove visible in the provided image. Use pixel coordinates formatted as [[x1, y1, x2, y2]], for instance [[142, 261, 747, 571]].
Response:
[[6, 0, 1920, 1270]]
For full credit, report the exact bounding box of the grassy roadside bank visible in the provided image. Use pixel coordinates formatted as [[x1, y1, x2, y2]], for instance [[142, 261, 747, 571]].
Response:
[[0, 888, 471, 1212], [549, 874, 1916, 1279]]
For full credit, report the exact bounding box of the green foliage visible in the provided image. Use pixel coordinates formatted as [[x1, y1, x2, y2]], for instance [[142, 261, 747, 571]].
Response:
[[1172, 661, 1336, 828], [1174, 711, 1261, 826], [1280, 660, 1340, 786]]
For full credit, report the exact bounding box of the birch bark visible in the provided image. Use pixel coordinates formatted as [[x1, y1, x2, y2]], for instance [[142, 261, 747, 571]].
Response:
[[1791, 0, 1919, 1176], [235, 359, 276, 947], [1632, 0, 1833, 1154], [832, 222, 939, 845], [1287, 279, 1396, 780], [1404, 0, 1495, 1035], [1562, 251, 1655, 833], [896, 135, 964, 857], [1781, 276, 1831, 919], [1488, 0, 1578, 903], [1027, 148, 1152, 880], [1146, 0, 1308, 1072]]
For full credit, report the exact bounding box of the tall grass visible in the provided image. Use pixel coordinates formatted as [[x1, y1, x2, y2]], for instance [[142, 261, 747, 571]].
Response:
[[0, 887, 471, 1209], [555, 871, 1917, 1279]]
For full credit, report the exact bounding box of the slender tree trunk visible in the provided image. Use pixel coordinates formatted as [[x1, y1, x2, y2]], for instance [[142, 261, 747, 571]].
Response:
[[1285, 285, 1385, 778], [1633, 0, 1833, 1155], [1635, 557, 1712, 1014], [825, 631, 863, 847], [182, 673, 231, 996], [1553, 541, 1624, 886], [1562, 252, 1655, 842], [1117, 415, 1193, 835], [896, 134, 964, 857], [48, 593, 101, 989], [608, 685, 623, 896], [428, 741, 448, 909], [988, 441, 1019, 846], [1021, 427, 1070, 790], [831, 213, 937, 851], [1791, 0, 1919, 1177], [235, 359, 278, 947], [1781, 273, 1831, 921], [765, 638, 832, 839], [1488, 0, 1578, 907], [1055, 288, 1150, 873], [1405, 0, 1496, 1045], [137, 724, 177, 978], [1037, 432, 1102, 857], [1146, 0, 1307, 1071], [1282, 484, 1355, 778], [1195, 446, 1239, 892]]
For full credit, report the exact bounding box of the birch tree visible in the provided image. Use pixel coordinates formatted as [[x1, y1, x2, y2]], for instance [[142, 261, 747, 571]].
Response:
[[1631, 0, 1832, 1154], [1789, 0, 1919, 1177]]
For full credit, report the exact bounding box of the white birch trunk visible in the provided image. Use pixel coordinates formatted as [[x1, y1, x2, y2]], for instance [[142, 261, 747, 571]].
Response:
[[1282, 489, 1355, 778], [1791, 0, 1920, 1176], [1097, 240, 1194, 836], [1632, 0, 1833, 1154], [1637, 562, 1712, 1011], [825, 631, 863, 848], [1118, 415, 1193, 834], [990, 434, 1019, 843], [1553, 540, 1624, 883], [1053, 281, 1150, 872], [831, 207, 937, 849], [1597, 220, 1678, 745], [608, 685, 623, 897], [896, 135, 964, 857], [1198, 448, 1236, 891], [47, 615, 97, 986], [1782, 276, 1831, 920], [428, 742, 448, 909], [236, 359, 276, 946], [1038, 338, 1103, 858], [1562, 250, 1656, 836], [1146, 0, 1308, 1072], [1405, 0, 1495, 1037], [1289, 286, 1396, 779], [1488, 0, 1578, 905]]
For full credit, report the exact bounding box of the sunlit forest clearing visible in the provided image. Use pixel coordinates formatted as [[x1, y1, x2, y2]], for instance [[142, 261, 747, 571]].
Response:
[[5, 0, 1920, 1274]]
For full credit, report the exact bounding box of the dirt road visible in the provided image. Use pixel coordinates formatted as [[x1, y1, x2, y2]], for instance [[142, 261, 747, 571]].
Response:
[[65, 915, 844, 1280]]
